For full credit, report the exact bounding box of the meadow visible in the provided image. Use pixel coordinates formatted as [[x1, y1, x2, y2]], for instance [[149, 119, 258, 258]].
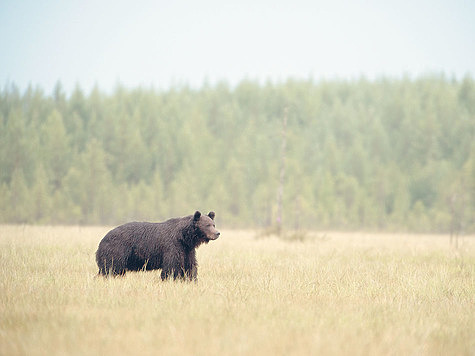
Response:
[[0, 225, 474, 355]]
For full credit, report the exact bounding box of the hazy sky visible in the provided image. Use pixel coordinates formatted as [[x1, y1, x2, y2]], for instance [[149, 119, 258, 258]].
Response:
[[1, 0, 474, 94]]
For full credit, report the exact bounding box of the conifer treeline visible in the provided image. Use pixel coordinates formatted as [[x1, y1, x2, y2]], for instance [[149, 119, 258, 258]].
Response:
[[0, 76, 474, 232]]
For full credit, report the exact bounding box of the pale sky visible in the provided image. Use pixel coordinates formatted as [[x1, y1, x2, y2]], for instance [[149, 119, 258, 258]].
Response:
[[1, 0, 474, 94]]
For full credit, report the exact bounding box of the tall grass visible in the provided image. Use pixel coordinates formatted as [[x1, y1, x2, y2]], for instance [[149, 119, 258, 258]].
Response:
[[1, 226, 474, 355]]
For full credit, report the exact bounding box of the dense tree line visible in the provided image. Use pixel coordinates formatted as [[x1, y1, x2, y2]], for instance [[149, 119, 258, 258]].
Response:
[[0, 76, 474, 232]]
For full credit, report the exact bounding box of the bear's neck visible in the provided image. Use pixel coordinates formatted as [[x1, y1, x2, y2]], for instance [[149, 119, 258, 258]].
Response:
[[181, 224, 204, 250]]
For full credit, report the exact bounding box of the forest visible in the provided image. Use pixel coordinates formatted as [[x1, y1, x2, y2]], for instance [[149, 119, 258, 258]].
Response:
[[0, 76, 474, 232]]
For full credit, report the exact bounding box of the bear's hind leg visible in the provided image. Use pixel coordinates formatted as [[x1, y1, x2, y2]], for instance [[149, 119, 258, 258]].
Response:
[[98, 257, 126, 277]]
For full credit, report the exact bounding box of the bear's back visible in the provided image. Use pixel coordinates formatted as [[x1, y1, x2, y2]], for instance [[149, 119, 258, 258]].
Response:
[[103, 221, 156, 243]]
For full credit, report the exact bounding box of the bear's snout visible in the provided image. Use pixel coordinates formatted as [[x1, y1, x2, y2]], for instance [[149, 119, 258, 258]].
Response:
[[206, 231, 219, 240], [208, 231, 220, 240]]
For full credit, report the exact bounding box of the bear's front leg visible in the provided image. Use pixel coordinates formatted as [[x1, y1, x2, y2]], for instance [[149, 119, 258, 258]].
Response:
[[185, 249, 198, 281], [160, 254, 185, 280]]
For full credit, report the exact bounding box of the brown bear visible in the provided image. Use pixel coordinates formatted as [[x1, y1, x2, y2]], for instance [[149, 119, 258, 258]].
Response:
[[95, 211, 220, 280]]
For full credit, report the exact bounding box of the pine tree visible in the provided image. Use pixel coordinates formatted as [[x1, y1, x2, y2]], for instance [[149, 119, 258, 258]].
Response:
[[31, 164, 52, 223], [8, 168, 31, 223], [40, 109, 71, 189], [64, 139, 112, 224]]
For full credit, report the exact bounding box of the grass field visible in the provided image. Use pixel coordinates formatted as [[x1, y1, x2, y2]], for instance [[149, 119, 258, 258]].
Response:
[[1, 225, 474, 355]]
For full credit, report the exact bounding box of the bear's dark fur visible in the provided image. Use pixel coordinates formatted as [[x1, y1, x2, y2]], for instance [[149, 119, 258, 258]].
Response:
[[95, 211, 220, 280]]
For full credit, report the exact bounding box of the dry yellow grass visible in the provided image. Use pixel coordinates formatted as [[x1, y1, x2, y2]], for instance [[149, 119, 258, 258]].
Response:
[[0, 226, 474, 355]]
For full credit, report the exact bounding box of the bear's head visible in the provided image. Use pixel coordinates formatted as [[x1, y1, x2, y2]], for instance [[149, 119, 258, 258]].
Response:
[[193, 211, 220, 243]]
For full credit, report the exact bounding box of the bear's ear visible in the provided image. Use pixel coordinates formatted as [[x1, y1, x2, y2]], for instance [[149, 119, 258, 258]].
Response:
[[193, 211, 201, 221], [208, 211, 215, 220]]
